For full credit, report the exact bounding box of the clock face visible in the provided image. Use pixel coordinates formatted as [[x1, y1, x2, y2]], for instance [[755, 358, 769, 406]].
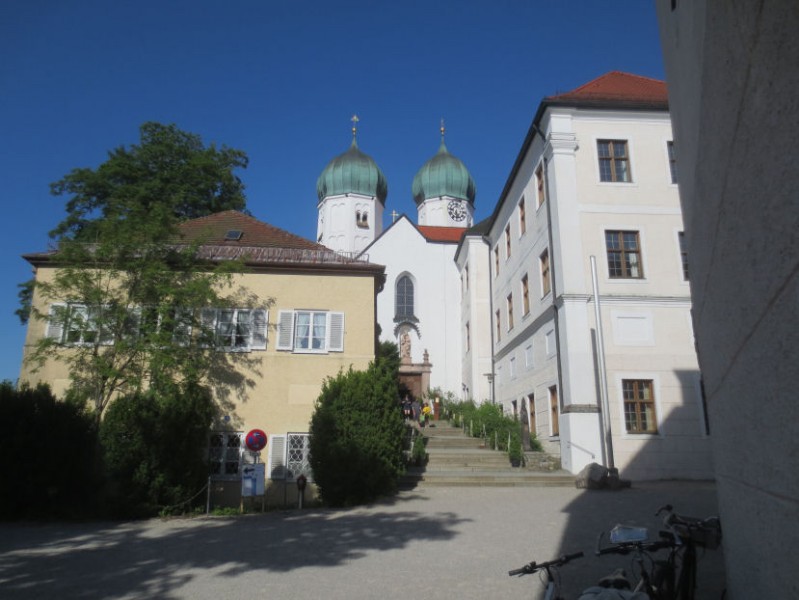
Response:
[[447, 199, 467, 222]]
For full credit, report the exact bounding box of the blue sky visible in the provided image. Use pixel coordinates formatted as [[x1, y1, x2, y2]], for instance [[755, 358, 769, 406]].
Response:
[[0, 0, 666, 384]]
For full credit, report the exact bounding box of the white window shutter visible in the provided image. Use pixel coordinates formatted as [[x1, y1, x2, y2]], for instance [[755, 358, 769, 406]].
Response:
[[328, 312, 345, 352], [276, 310, 295, 351], [45, 304, 66, 342], [267, 434, 287, 480], [250, 309, 268, 350]]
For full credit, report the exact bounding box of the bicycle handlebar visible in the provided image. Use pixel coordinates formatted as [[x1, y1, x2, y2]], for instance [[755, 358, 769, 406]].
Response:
[[657, 505, 722, 549], [595, 531, 675, 557], [508, 551, 585, 577]]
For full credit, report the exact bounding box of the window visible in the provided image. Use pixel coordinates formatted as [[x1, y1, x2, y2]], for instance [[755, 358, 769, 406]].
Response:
[[266, 433, 313, 481], [495, 309, 501, 342], [518, 197, 526, 235], [286, 433, 313, 480], [521, 275, 530, 316], [395, 275, 415, 319], [355, 210, 369, 228], [276, 310, 344, 353], [209, 431, 243, 479], [623, 379, 658, 434], [525, 344, 533, 368], [527, 394, 536, 434], [667, 141, 677, 184], [597, 139, 631, 182], [549, 386, 559, 436], [46, 304, 113, 346], [540, 249, 551, 296], [200, 308, 268, 351], [536, 164, 545, 207], [465, 321, 471, 352], [509, 356, 516, 379], [505, 224, 512, 259], [605, 231, 644, 278], [678, 232, 689, 280], [506, 293, 514, 330], [494, 246, 500, 277]]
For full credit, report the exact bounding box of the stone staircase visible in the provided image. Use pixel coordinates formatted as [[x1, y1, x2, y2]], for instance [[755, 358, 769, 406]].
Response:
[[400, 422, 575, 488]]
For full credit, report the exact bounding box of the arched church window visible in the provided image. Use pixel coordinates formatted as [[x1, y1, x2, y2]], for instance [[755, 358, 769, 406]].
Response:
[[395, 276, 415, 319]]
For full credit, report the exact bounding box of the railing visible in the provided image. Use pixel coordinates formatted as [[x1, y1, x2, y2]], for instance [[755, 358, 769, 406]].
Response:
[[566, 440, 596, 460]]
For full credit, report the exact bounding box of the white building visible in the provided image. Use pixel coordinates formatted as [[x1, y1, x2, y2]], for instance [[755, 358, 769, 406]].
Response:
[[657, 2, 798, 596], [317, 127, 477, 395], [469, 72, 714, 480]]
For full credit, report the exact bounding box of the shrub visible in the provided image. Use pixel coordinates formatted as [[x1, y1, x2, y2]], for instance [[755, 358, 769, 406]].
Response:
[[99, 384, 216, 517], [309, 360, 406, 507], [444, 399, 542, 452], [0, 381, 99, 519], [410, 434, 427, 466]]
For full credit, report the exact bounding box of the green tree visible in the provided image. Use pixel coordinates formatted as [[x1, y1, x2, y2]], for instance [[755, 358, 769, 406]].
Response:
[[99, 384, 217, 517], [50, 121, 248, 241], [23, 122, 260, 420], [309, 360, 406, 507], [0, 381, 99, 519]]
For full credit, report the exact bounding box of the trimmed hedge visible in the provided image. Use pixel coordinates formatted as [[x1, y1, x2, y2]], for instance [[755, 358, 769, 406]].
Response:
[[309, 360, 406, 507]]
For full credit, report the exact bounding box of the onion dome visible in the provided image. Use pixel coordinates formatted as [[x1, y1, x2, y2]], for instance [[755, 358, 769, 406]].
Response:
[[412, 139, 476, 206], [316, 138, 388, 205]]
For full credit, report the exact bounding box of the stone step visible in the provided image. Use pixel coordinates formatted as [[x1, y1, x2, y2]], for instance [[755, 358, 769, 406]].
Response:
[[399, 468, 574, 488], [402, 422, 567, 488]]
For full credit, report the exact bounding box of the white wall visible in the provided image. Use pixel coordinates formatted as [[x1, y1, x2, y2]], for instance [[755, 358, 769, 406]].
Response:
[[657, 1, 799, 597]]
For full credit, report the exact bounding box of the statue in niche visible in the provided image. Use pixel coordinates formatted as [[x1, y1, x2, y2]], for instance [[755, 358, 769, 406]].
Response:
[[400, 332, 411, 360]]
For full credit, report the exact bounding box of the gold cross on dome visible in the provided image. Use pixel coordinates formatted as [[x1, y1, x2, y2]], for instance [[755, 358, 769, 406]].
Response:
[[351, 114, 360, 137], [440, 118, 446, 139]]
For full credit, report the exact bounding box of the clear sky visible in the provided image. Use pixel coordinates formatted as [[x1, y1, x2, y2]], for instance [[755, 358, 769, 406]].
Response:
[[0, 0, 666, 384]]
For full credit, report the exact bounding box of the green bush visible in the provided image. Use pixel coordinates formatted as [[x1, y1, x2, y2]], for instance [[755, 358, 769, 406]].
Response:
[[410, 434, 427, 466], [444, 399, 542, 452], [309, 360, 406, 507], [0, 381, 99, 519], [99, 384, 216, 517]]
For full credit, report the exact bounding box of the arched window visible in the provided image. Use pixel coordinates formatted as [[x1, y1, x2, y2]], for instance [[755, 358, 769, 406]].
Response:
[[395, 275, 415, 319]]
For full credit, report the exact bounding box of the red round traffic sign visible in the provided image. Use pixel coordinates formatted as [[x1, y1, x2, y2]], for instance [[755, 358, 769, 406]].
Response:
[[245, 429, 267, 452]]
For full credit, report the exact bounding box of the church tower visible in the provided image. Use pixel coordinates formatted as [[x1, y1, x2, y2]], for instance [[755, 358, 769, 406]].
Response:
[[316, 116, 387, 255], [411, 124, 476, 228]]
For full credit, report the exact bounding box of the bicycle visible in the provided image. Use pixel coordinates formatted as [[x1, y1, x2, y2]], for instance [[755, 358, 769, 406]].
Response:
[[509, 551, 584, 600], [595, 505, 722, 600]]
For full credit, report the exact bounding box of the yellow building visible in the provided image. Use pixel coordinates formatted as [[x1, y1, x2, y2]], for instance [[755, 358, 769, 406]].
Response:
[[19, 210, 385, 506]]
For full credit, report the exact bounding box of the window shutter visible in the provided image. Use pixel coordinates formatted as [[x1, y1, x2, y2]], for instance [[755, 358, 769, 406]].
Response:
[[267, 434, 287, 480], [328, 312, 345, 352], [250, 309, 268, 350], [45, 304, 66, 342], [276, 310, 295, 351]]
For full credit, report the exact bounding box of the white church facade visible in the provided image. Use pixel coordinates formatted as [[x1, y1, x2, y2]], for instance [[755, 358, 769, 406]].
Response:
[[314, 73, 714, 480]]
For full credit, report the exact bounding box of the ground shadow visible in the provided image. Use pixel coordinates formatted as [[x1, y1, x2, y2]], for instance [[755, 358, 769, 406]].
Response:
[[0, 494, 468, 599]]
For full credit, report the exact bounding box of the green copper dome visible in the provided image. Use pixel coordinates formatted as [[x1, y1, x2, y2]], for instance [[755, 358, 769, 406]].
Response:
[[412, 140, 476, 206], [316, 139, 388, 205]]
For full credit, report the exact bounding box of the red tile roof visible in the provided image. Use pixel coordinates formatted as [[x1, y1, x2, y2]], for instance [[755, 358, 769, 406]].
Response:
[[417, 225, 467, 243], [177, 210, 323, 250], [546, 71, 668, 108]]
